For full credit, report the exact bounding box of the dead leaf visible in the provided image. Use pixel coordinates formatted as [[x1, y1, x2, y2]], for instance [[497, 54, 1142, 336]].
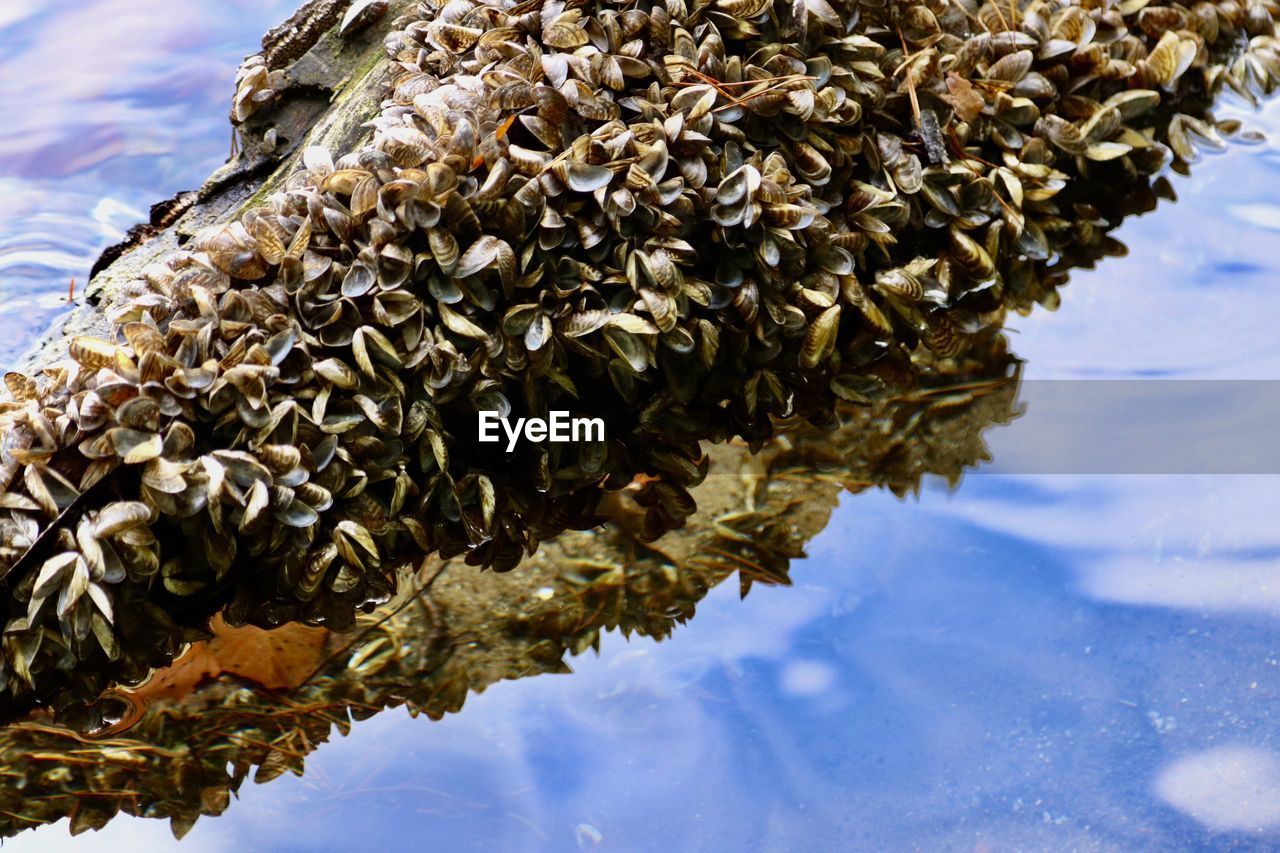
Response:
[[942, 72, 985, 123]]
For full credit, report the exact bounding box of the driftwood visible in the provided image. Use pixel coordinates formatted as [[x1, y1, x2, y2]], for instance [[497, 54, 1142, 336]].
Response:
[[0, 0, 425, 715]]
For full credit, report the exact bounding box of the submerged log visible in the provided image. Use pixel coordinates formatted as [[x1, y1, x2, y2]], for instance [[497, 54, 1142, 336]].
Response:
[[1, 0, 1278, 720]]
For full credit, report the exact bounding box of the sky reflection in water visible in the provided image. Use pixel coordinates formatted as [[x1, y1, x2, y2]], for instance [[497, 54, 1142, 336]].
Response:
[[4, 2, 1280, 850]]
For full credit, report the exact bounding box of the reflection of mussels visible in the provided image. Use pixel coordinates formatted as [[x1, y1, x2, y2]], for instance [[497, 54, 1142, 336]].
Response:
[[0, 347, 1021, 839], [0, 2, 1278, 723]]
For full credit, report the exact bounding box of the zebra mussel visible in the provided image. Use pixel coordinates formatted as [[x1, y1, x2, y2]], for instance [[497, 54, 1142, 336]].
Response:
[[0, 0, 1278, 711]]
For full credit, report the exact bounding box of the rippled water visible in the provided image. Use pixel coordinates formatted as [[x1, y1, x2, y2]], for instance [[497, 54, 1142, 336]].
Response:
[[0, 0, 298, 364], [6, 3, 1280, 851]]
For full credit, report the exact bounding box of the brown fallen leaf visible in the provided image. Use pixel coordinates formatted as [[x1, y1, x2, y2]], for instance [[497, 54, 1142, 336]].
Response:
[[119, 615, 329, 706]]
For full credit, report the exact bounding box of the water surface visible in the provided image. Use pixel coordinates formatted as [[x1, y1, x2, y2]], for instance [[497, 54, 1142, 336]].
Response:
[[0, 0, 297, 363]]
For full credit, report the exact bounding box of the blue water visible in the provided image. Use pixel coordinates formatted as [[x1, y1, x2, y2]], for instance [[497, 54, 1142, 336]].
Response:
[[0, 0, 299, 363], [5, 3, 1280, 851]]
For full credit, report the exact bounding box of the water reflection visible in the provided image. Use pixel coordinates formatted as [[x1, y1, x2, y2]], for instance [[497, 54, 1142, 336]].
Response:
[[0, 358, 1022, 838], [1156, 746, 1280, 834], [24, 474, 1278, 850]]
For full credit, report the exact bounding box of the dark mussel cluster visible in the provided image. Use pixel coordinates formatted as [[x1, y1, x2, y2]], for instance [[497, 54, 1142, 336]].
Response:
[[0, 0, 1277, 708], [0, 350, 1022, 839]]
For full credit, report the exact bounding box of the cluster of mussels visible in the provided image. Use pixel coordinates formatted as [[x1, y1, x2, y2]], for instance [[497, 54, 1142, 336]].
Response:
[[1, 0, 1279, 710], [0, 348, 1018, 840]]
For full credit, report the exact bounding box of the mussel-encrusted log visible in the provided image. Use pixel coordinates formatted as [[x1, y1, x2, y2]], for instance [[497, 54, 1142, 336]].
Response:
[[1, 0, 1279, 713]]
